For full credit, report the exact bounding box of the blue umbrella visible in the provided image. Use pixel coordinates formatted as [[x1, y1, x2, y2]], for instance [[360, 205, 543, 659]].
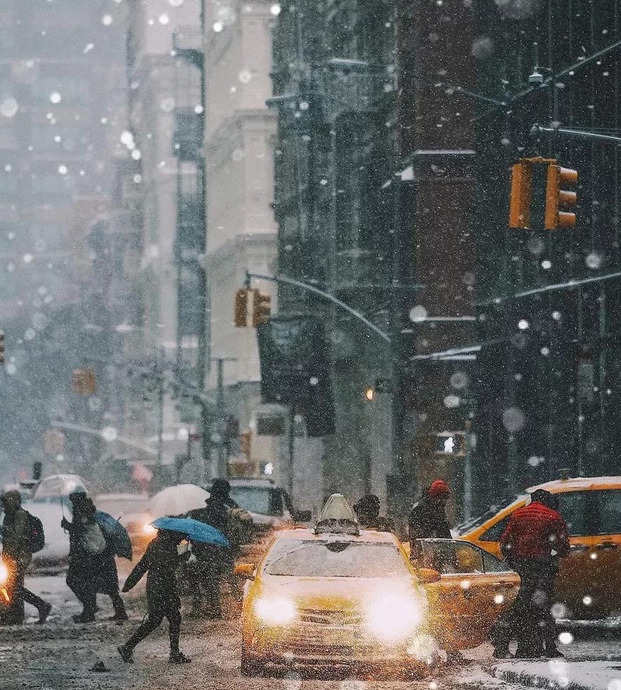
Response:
[[95, 511, 133, 560], [151, 517, 230, 547]]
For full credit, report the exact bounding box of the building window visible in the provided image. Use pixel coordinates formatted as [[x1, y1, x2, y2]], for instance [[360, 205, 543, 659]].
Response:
[[256, 415, 285, 436]]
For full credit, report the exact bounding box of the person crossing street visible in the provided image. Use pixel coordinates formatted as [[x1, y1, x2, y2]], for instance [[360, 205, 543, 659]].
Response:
[[408, 480, 452, 559], [118, 529, 192, 664], [188, 479, 251, 618], [491, 489, 570, 659], [0, 490, 51, 625]]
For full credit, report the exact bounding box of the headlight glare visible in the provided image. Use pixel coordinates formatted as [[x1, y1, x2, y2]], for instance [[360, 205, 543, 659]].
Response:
[[143, 523, 157, 537], [254, 596, 297, 626], [365, 593, 423, 643]]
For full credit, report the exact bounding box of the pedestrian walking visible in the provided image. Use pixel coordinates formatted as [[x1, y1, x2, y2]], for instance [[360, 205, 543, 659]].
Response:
[[353, 494, 395, 532], [63, 493, 128, 623], [188, 479, 251, 618], [118, 530, 191, 664], [408, 480, 452, 559], [0, 490, 51, 625], [491, 489, 570, 659]]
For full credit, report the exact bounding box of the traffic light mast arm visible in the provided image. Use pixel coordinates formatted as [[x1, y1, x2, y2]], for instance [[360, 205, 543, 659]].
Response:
[[531, 123, 621, 146], [245, 272, 392, 344]]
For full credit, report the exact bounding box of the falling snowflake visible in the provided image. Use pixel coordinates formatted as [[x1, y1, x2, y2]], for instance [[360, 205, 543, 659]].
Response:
[[409, 305, 427, 323], [585, 251, 603, 270], [0, 97, 19, 118], [502, 407, 525, 432]]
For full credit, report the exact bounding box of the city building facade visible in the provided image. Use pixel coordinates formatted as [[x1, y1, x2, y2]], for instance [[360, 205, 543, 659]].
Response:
[[270, 0, 477, 518], [472, 0, 621, 511], [203, 0, 282, 485]]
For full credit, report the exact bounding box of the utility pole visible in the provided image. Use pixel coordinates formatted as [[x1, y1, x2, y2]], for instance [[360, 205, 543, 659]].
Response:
[[157, 346, 165, 467], [211, 357, 237, 478]]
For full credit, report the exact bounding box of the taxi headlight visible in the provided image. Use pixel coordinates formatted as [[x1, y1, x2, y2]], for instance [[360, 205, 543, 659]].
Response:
[[365, 594, 423, 643], [254, 596, 297, 626]]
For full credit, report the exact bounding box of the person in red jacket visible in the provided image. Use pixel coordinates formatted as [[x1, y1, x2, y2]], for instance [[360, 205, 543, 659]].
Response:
[[491, 489, 570, 658]]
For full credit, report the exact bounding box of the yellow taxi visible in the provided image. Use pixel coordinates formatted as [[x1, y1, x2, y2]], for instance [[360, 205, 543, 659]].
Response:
[[457, 476, 621, 618], [236, 495, 519, 676]]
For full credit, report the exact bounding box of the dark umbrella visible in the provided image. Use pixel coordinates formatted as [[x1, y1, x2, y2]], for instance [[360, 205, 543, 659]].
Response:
[[95, 511, 132, 560]]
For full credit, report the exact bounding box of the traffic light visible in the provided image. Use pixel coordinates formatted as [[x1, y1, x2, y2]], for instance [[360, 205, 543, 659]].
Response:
[[545, 163, 578, 229], [234, 288, 249, 327], [252, 289, 271, 327], [509, 159, 533, 229], [435, 431, 466, 456], [73, 367, 96, 395], [0, 330, 5, 364]]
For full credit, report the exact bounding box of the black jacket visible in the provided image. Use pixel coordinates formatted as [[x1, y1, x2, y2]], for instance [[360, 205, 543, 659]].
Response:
[[123, 537, 188, 611], [408, 496, 451, 550]]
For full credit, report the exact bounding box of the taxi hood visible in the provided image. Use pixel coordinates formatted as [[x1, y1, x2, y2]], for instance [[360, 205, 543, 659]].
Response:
[[256, 574, 423, 611]]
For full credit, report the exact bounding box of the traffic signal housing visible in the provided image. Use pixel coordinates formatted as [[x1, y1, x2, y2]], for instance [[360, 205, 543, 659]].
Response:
[[234, 288, 249, 327], [435, 431, 466, 456], [545, 164, 578, 229], [252, 289, 271, 327], [509, 159, 533, 229]]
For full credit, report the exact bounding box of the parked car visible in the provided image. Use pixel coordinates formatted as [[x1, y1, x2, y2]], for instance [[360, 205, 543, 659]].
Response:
[[456, 476, 621, 618], [217, 478, 311, 563]]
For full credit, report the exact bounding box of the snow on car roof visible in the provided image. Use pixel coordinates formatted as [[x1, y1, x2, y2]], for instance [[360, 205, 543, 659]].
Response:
[[528, 476, 621, 493]]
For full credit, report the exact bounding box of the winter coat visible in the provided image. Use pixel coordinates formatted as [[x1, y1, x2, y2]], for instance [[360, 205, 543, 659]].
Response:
[[1, 508, 31, 571], [189, 499, 251, 562], [500, 500, 570, 560], [64, 514, 120, 594], [123, 537, 188, 613], [359, 515, 396, 533], [408, 497, 452, 542]]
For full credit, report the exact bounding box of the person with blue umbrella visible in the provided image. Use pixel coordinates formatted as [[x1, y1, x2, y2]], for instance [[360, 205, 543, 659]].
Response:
[[118, 516, 229, 664]]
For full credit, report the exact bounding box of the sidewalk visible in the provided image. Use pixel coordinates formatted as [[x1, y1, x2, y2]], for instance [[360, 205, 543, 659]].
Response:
[[494, 659, 621, 690]]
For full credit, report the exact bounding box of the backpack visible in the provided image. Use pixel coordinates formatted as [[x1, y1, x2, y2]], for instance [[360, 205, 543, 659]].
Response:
[[79, 521, 107, 556], [24, 511, 45, 553]]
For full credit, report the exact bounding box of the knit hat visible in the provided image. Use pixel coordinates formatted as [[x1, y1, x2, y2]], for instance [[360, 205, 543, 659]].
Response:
[[428, 479, 450, 498]]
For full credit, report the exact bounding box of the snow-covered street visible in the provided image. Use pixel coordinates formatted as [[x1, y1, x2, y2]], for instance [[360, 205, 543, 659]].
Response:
[[0, 575, 617, 690]]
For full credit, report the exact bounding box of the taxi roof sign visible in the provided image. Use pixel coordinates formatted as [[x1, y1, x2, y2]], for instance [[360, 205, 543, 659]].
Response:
[[314, 493, 359, 535]]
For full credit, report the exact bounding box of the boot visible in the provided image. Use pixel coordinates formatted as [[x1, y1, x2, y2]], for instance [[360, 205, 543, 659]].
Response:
[[37, 602, 52, 624]]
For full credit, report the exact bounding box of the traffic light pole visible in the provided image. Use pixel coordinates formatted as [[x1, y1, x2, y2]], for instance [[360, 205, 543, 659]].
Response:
[[244, 272, 393, 345], [531, 123, 621, 146]]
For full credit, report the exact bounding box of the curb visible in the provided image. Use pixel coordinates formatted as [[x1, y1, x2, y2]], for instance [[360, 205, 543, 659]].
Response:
[[494, 665, 600, 690]]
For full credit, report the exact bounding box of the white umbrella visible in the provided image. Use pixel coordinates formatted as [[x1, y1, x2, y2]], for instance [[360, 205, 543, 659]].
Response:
[[148, 484, 209, 519], [33, 474, 88, 501]]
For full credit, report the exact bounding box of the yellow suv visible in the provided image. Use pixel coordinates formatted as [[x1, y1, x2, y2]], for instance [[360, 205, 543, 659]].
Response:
[[457, 476, 621, 618]]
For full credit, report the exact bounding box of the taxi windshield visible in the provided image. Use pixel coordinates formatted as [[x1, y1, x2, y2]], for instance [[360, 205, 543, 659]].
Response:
[[263, 539, 409, 578]]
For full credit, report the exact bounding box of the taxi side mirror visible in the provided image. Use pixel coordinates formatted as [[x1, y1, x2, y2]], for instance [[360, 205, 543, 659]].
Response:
[[415, 567, 441, 584], [234, 563, 255, 580]]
